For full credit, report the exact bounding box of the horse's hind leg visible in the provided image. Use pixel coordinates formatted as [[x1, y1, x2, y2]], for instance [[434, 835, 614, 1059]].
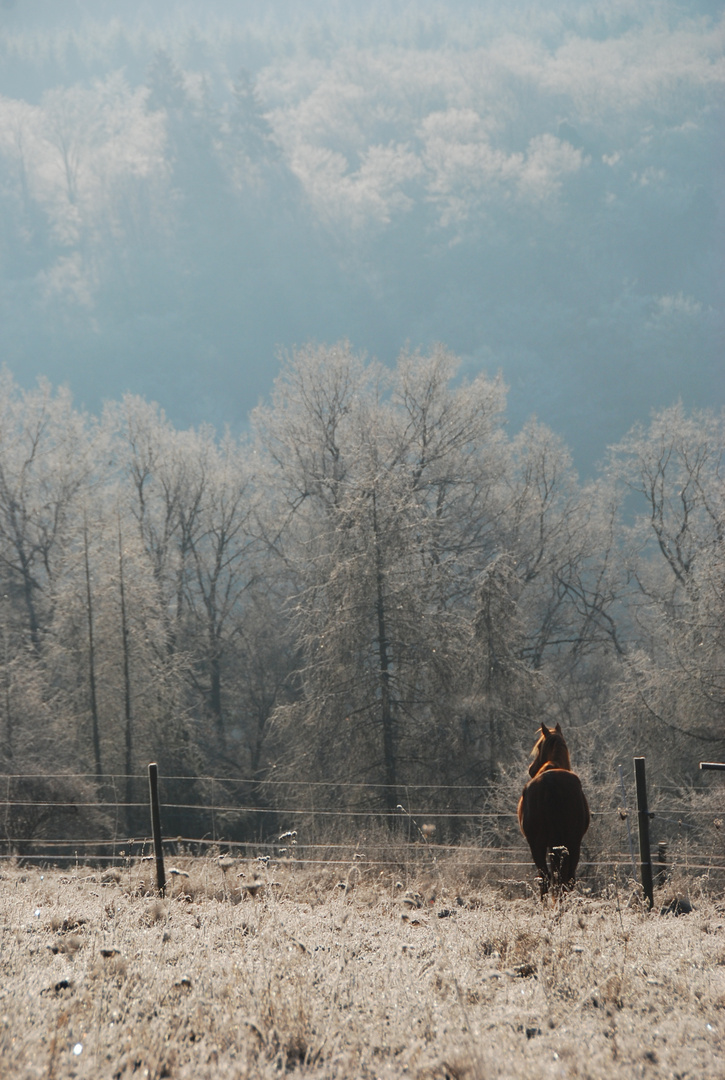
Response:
[[549, 846, 570, 893], [564, 842, 582, 890], [529, 843, 550, 897]]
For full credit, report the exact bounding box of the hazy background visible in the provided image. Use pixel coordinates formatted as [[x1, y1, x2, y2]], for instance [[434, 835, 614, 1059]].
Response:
[[0, 0, 722, 475]]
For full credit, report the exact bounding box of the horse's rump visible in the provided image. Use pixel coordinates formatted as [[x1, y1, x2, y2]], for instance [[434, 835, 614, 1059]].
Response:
[[518, 767, 590, 846]]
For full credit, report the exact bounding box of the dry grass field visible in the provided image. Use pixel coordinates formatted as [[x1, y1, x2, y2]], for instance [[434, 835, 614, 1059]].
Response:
[[1, 855, 723, 1080]]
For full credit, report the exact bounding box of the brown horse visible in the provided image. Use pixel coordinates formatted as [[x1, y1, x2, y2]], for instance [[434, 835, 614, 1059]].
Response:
[[518, 722, 590, 896]]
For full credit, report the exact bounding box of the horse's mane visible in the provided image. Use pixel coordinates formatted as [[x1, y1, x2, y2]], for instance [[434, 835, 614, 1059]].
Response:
[[529, 723, 572, 775]]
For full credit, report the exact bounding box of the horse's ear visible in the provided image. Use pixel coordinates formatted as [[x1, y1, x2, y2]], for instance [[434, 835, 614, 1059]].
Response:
[[541, 722, 548, 737], [555, 722, 562, 733]]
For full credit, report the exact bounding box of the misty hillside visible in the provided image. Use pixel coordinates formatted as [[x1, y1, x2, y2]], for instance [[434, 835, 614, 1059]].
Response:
[[0, 0, 722, 475]]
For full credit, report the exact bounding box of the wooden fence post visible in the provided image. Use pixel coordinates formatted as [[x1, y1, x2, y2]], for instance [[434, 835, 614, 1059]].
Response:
[[148, 762, 166, 895], [634, 756, 654, 910]]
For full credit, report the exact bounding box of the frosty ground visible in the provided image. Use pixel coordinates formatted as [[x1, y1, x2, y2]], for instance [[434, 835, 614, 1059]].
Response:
[[1, 859, 723, 1079]]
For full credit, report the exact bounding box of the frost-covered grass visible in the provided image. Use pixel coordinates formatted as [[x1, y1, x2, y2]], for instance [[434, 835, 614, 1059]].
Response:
[[1, 858, 723, 1079]]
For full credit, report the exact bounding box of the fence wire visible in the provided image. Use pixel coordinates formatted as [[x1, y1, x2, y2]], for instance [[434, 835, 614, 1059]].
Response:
[[1, 771, 722, 882]]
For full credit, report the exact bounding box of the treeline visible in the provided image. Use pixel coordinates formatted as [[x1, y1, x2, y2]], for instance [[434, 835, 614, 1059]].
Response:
[[0, 348, 723, 844]]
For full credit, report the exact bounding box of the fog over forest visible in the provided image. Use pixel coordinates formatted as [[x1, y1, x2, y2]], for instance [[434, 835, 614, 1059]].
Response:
[[0, 0, 722, 475]]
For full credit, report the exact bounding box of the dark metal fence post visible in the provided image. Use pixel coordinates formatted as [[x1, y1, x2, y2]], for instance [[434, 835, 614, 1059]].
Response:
[[634, 757, 654, 910], [148, 762, 166, 895]]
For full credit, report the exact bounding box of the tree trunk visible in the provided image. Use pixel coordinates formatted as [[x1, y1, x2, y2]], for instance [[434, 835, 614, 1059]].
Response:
[[118, 516, 134, 828], [18, 549, 40, 651], [2, 598, 12, 763], [372, 488, 397, 816], [209, 634, 224, 746], [83, 519, 103, 782]]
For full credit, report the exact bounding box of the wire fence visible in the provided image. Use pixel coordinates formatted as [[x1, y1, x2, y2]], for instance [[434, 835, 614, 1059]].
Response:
[[1, 771, 723, 888]]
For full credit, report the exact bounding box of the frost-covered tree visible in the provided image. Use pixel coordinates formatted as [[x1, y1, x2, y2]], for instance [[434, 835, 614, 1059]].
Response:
[[254, 343, 513, 813], [253, 343, 630, 821], [608, 404, 725, 772], [107, 395, 269, 777], [0, 373, 97, 651]]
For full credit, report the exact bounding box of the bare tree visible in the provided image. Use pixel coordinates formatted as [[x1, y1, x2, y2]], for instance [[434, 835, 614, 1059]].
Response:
[[504, 420, 624, 667], [608, 404, 725, 768], [254, 343, 516, 815], [0, 373, 96, 651], [183, 431, 259, 752], [109, 396, 264, 771]]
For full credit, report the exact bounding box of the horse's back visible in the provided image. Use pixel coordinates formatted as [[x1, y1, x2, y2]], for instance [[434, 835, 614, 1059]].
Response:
[[519, 767, 590, 845]]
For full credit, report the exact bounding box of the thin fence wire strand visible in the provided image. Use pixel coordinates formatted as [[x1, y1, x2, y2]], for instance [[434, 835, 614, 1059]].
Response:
[[0, 850, 721, 873], [0, 836, 722, 865], [2, 773, 721, 879], [0, 797, 717, 822], [0, 773, 519, 786], [1, 771, 719, 795]]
